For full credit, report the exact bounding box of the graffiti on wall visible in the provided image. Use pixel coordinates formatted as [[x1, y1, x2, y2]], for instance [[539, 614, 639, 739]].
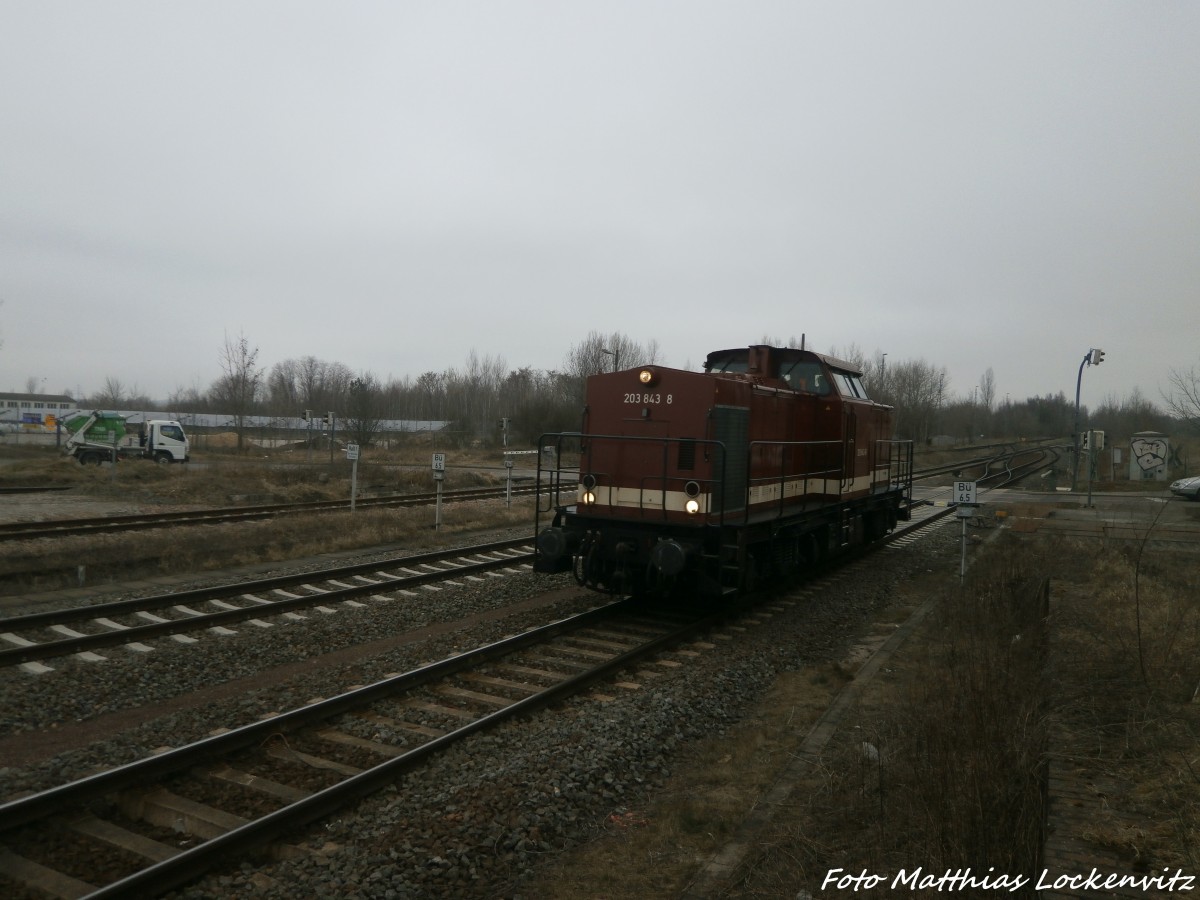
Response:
[[1131, 436, 1167, 473]]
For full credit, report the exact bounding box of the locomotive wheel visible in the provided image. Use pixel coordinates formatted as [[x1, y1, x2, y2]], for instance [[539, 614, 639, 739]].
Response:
[[866, 510, 890, 542]]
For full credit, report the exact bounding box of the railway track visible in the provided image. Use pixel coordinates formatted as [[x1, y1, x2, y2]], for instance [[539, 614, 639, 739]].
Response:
[[0, 598, 719, 899], [0, 538, 534, 673], [912, 445, 1058, 498], [0, 492, 970, 898], [3, 448, 1051, 674], [2, 444, 1056, 546], [0, 484, 538, 542]]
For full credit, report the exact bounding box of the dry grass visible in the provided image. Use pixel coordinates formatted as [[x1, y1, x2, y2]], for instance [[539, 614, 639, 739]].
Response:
[[2, 500, 535, 594], [0, 448, 533, 593], [1050, 539, 1200, 872], [523, 532, 1200, 899], [721, 545, 1052, 897]]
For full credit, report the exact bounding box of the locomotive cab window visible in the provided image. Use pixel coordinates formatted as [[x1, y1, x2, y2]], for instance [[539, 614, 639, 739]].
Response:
[[833, 372, 868, 399], [779, 361, 830, 395], [707, 358, 748, 374]]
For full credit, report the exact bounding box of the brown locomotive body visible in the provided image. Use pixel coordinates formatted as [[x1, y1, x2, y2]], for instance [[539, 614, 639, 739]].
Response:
[[535, 344, 913, 597]]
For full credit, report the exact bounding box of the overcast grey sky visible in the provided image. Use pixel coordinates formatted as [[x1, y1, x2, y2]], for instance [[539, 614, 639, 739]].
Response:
[[2, 2, 1197, 411]]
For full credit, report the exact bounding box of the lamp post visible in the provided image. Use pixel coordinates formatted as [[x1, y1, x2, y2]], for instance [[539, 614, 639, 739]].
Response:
[[600, 348, 619, 373], [1071, 348, 1105, 492]]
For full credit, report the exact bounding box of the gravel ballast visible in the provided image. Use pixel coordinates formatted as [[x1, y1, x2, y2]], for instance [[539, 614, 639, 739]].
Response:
[[0, 523, 960, 898]]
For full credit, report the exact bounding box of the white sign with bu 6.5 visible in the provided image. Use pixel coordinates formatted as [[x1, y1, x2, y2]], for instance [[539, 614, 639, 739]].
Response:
[[954, 481, 977, 505]]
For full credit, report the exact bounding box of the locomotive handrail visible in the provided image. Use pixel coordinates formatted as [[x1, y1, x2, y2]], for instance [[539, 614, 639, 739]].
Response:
[[744, 438, 846, 520], [536, 432, 914, 523], [534, 431, 733, 528], [879, 439, 915, 511]]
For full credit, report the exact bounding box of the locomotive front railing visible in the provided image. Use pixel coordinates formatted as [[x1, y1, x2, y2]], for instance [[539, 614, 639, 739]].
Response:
[[878, 438, 915, 510], [535, 431, 915, 539], [535, 432, 732, 529]]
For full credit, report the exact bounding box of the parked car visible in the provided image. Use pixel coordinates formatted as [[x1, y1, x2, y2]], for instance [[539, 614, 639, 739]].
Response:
[[1169, 475, 1200, 500]]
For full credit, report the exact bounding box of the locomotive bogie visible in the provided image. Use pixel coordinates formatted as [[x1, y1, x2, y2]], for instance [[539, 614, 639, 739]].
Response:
[[534, 345, 913, 598]]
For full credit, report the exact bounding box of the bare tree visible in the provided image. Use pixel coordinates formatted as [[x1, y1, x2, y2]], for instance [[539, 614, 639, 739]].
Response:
[[1093, 388, 1170, 440], [1163, 361, 1200, 432], [344, 373, 386, 448], [263, 356, 354, 421], [167, 381, 209, 413], [887, 358, 949, 443], [266, 359, 302, 415], [90, 376, 128, 408], [458, 349, 508, 441], [979, 367, 996, 412], [563, 331, 662, 404], [211, 331, 263, 451]]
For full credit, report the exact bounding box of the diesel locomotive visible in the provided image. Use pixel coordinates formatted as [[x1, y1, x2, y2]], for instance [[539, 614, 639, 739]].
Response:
[[534, 344, 913, 597]]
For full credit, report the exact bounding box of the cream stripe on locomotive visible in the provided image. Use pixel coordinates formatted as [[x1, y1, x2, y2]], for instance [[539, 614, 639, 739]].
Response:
[[747, 469, 888, 504], [577, 468, 892, 514]]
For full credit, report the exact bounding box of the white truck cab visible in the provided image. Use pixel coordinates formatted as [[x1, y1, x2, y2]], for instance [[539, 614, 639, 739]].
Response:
[[140, 420, 190, 463]]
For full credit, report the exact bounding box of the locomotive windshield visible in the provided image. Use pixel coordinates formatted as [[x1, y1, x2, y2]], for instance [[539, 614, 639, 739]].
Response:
[[704, 346, 870, 400], [707, 357, 748, 374], [778, 360, 831, 395], [831, 371, 870, 399]]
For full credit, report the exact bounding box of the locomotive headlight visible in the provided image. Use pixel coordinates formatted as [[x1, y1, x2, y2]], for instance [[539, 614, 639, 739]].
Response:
[[638, 368, 658, 386], [685, 498, 700, 514], [582, 491, 597, 505]]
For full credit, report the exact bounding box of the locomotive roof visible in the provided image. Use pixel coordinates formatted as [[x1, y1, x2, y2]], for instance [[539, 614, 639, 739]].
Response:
[[703, 345, 864, 377]]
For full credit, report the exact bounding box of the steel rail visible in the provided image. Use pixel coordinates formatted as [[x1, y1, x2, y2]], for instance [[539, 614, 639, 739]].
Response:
[[3, 443, 1057, 543], [0, 539, 533, 667], [0, 484, 539, 542], [1, 477, 982, 897], [0, 598, 719, 899]]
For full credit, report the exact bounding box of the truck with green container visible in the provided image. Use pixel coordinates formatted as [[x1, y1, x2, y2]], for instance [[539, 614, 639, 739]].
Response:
[[63, 411, 190, 465]]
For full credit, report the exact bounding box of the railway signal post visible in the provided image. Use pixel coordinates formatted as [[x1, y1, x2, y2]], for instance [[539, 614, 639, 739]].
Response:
[[954, 480, 978, 583], [502, 449, 538, 507], [432, 452, 446, 529], [346, 443, 360, 512]]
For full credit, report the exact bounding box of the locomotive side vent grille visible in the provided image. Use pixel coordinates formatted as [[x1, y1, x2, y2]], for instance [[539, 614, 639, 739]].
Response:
[[713, 406, 750, 513], [677, 439, 696, 471]]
